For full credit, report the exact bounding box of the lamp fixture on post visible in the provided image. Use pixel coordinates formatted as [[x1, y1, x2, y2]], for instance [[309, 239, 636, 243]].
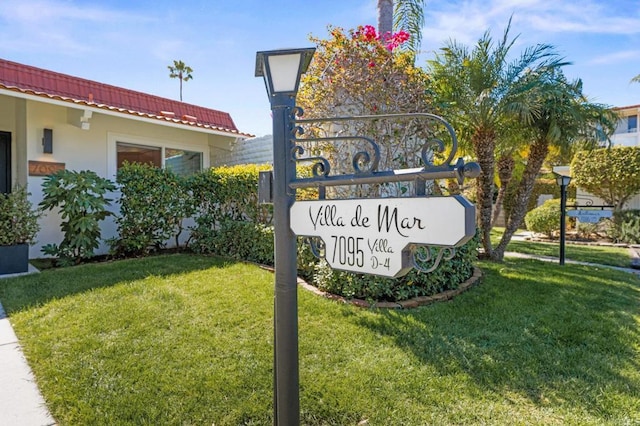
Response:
[[555, 172, 572, 265], [255, 47, 315, 426]]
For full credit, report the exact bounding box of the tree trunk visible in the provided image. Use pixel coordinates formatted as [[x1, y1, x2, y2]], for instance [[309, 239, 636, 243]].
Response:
[[473, 129, 496, 259], [378, 0, 394, 36], [491, 154, 515, 227], [493, 138, 549, 260]]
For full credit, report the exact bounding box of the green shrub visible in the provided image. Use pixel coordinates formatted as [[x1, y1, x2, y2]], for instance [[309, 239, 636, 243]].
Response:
[[189, 164, 273, 226], [39, 170, 116, 264], [525, 198, 568, 238], [0, 185, 40, 246], [195, 220, 274, 265], [111, 162, 193, 256], [312, 235, 479, 302], [609, 209, 640, 244]]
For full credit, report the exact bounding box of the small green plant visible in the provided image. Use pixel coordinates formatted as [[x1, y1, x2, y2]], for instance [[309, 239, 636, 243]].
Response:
[[40, 170, 116, 264], [0, 185, 40, 246]]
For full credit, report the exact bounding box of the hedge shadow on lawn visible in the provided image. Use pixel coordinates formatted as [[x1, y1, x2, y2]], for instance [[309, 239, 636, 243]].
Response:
[[0, 254, 233, 316], [353, 259, 640, 419]]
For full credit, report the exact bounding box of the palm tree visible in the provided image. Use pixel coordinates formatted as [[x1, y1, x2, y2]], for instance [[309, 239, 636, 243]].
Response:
[[168, 60, 193, 102], [427, 19, 568, 259], [377, 0, 426, 54], [492, 72, 616, 259], [632, 74, 640, 83]]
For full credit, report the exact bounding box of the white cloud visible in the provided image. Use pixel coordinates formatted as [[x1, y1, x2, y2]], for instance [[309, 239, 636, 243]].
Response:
[[588, 49, 640, 65]]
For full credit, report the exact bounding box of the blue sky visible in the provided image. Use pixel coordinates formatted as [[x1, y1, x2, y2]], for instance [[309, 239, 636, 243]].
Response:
[[1, 0, 639, 137]]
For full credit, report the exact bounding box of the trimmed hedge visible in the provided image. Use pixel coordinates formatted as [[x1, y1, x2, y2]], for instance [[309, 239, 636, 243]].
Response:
[[525, 198, 564, 238], [110, 162, 193, 256]]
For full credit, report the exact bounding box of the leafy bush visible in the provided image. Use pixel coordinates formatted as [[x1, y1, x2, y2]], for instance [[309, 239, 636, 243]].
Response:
[[111, 162, 193, 256], [196, 220, 275, 265], [609, 209, 640, 244], [572, 147, 640, 211], [40, 170, 116, 264], [189, 164, 273, 252], [525, 198, 565, 238], [0, 186, 40, 246], [189, 164, 273, 225], [312, 235, 478, 302]]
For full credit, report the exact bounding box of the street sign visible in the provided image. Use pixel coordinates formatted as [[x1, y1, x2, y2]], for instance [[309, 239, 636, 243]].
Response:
[[567, 209, 613, 223], [290, 195, 475, 278]]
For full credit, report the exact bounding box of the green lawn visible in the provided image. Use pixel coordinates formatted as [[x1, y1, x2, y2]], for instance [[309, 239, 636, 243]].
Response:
[[491, 228, 633, 268], [1, 254, 638, 425]]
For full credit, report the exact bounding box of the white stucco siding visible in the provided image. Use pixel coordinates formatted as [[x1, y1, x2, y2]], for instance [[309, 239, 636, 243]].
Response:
[[7, 99, 232, 258]]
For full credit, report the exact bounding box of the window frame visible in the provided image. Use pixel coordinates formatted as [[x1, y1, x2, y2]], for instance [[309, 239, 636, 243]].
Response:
[[108, 132, 209, 179]]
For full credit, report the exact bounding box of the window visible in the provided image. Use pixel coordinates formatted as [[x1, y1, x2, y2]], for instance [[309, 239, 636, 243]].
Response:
[[117, 143, 161, 168], [165, 148, 202, 176], [628, 115, 637, 133], [116, 142, 203, 177]]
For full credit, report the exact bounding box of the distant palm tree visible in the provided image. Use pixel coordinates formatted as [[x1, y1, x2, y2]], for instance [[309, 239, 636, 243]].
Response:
[[377, 0, 426, 54], [168, 60, 193, 102], [632, 73, 640, 83]]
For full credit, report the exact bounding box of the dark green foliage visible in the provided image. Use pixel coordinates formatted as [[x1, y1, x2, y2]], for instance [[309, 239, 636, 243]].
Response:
[[189, 164, 479, 303], [312, 235, 478, 302], [610, 209, 640, 244], [0, 185, 40, 246], [111, 162, 194, 256], [39, 170, 115, 264], [188, 164, 273, 256], [192, 220, 275, 265], [189, 164, 273, 226]]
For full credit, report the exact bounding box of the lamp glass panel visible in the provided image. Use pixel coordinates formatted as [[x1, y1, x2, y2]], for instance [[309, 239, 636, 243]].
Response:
[[267, 54, 301, 93]]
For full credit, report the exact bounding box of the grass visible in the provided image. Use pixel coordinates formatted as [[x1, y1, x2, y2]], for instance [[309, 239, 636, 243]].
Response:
[[0, 254, 639, 425], [491, 228, 633, 268]]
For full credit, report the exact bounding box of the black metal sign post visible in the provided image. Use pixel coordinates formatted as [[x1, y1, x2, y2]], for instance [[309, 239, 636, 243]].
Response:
[[256, 48, 480, 426]]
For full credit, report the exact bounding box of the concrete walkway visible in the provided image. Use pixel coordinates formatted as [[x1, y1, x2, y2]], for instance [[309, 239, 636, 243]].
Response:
[[0, 302, 56, 426]]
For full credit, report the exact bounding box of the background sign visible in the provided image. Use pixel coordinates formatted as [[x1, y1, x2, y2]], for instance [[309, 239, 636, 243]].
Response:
[[567, 209, 613, 223], [290, 195, 475, 278]]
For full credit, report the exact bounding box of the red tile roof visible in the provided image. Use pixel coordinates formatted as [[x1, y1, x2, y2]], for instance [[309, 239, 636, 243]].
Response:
[[0, 58, 252, 137]]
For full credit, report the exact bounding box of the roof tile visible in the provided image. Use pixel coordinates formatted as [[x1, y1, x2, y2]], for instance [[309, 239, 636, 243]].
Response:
[[0, 58, 250, 136]]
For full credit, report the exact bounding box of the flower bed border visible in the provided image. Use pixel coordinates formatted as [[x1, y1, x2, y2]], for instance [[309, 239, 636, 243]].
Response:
[[294, 267, 483, 309]]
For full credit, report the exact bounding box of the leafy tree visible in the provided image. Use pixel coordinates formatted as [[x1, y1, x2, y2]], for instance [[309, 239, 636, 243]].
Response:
[[297, 25, 432, 197], [571, 146, 640, 211], [168, 60, 193, 101], [427, 19, 567, 259]]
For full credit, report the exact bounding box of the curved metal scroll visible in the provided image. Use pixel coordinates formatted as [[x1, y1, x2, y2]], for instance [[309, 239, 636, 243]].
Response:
[[410, 245, 456, 274], [288, 108, 480, 189], [304, 237, 325, 260]]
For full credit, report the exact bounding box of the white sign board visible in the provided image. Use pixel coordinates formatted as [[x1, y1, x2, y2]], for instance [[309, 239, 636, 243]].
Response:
[[290, 196, 475, 278], [567, 209, 613, 223]]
